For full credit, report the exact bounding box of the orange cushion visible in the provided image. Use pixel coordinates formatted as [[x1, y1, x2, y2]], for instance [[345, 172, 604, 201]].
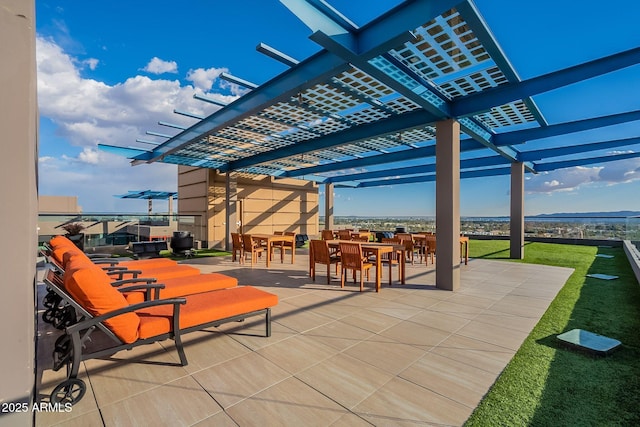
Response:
[[64, 264, 140, 344], [136, 287, 278, 339], [123, 273, 238, 305], [50, 235, 75, 248], [52, 244, 84, 267], [118, 258, 177, 269], [131, 265, 201, 281]]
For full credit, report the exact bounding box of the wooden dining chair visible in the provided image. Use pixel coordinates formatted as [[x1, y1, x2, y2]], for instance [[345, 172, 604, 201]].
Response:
[[280, 231, 296, 260], [309, 240, 340, 285], [395, 234, 416, 264], [413, 236, 427, 264], [424, 236, 436, 265], [338, 242, 372, 292], [381, 237, 401, 281], [231, 232, 243, 263], [242, 234, 264, 266], [321, 229, 334, 240], [337, 230, 352, 241]]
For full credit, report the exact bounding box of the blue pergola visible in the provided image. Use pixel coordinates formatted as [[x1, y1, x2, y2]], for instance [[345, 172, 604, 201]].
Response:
[[116, 190, 177, 214], [100, 0, 640, 290]]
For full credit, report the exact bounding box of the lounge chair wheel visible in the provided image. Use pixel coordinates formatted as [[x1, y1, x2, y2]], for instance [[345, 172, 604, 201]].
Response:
[[52, 306, 76, 329], [43, 291, 61, 309], [42, 309, 56, 324], [50, 378, 86, 406]]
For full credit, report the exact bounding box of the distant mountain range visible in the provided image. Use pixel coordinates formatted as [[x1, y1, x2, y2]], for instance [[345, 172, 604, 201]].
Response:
[[532, 211, 640, 218]]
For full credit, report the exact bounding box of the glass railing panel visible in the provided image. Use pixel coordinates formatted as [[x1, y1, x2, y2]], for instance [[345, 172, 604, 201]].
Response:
[[38, 213, 204, 249]]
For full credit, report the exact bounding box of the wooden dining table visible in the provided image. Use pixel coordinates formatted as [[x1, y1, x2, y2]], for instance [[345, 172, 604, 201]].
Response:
[[412, 234, 469, 265], [251, 234, 296, 268], [326, 240, 406, 292]]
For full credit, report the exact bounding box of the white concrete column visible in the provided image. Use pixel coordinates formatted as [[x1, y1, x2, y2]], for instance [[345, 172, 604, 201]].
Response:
[[325, 183, 334, 230], [1, 1, 37, 424], [510, 162, 525, 259], [435, 119, 461, 291], [225, 172, 237, 251]]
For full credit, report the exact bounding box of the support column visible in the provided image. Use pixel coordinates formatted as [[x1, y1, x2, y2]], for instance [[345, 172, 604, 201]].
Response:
[[168, 196, 174, 224], [510, 162, 525, 259], [435, 119, 461, 291], [225, 172, 237, 251], [324, 183, 334, 230], [1, 1, 37, 424]]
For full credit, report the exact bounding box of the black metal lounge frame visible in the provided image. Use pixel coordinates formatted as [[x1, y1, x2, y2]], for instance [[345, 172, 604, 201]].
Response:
[[42, 268, 272, 405]]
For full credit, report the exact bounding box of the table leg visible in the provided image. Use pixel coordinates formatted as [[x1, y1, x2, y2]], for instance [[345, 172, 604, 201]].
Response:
[[266, 241, 271, 268], [291, 240, 295, 264], [376, 249, 382, 292], [400, 251, 406, 284]]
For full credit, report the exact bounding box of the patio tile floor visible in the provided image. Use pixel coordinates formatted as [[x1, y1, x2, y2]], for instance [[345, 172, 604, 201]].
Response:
[[35, 248, 573, 426]]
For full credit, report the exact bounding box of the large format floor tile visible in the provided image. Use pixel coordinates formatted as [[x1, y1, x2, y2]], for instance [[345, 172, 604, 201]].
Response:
[[35, 253, 572, 426]]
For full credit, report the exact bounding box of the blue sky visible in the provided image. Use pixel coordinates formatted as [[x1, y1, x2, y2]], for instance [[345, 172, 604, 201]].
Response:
[[35, 0, 640, 216]]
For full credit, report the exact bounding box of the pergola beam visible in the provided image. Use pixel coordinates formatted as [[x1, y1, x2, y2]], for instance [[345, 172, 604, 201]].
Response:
[[519, 136, 640, 161], [452, 46, 640, 118], [495, 110, 640, 145]]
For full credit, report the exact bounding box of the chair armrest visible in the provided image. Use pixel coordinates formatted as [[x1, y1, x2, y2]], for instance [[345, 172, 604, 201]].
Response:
[[65, 297, 187, 334], [111, 277, 157, 286], [117, 283, 165, 301], [92, 259, 120, 266], [86, 253, 114, 259], [106, 270, 142, 280]]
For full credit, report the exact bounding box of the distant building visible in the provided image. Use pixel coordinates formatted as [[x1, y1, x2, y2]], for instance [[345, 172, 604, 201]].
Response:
[[38, 195, 82, 214]]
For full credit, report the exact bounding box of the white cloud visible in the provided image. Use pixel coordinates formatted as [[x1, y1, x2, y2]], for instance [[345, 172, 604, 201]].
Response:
[[35, 36, 241, 211], [142, 57, 178, 74], [83, 58, 99, 70], [526, 159, 640, 194], [186, 67, 226, 92]]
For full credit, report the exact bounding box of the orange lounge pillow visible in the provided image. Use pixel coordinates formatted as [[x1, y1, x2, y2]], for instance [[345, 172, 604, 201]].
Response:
[[64, 264, 140, 344], [50, 235, 75, 248]]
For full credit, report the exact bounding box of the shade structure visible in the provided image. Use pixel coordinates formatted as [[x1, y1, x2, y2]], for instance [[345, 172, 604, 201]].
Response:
[[99, 0, 640, 186]]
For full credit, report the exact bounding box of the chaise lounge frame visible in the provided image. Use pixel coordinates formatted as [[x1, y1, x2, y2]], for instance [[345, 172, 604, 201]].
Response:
[[42, 267, 273, 405]]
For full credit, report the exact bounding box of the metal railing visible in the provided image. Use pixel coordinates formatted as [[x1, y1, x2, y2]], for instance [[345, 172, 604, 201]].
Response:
[[320, 215, 637, 241]]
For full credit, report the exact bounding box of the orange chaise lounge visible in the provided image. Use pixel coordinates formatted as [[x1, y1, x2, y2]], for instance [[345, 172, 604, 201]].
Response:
[[47, 236, 202, 281], [44, 260, 278, 406]]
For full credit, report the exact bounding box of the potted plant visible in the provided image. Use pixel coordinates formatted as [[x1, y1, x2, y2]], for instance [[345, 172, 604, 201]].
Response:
[[62, 222, 85, 251]]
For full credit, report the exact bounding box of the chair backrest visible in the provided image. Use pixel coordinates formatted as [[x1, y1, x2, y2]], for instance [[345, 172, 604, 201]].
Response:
[[425, 235, 436, 251], [242, 234, 255, 250], [231, 233, 243, 249], [339, 242, 363, 270], [396, 233, 412, 242], [310, 240, 331, 263], [273, 231, 284, 235], [381, 237, 400, 244], [353, 235, 369, 242], [337, 230, 352, 240], [321, 230, 334, 240]]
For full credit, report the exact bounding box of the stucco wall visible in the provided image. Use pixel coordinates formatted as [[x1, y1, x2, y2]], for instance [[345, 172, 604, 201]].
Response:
[[178, 166, 318, 248]]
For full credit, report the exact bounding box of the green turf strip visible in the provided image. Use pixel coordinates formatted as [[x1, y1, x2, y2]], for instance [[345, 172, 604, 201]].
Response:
[[464, 241, 640, 426]]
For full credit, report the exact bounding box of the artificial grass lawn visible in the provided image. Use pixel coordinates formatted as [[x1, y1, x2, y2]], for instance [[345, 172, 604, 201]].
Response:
[[159, 248, 230, 260], [464, 240, 640, 426]]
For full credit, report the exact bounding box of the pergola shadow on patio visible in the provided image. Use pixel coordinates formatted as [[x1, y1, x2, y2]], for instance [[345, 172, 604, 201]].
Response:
[[35, 252, 572, 426]]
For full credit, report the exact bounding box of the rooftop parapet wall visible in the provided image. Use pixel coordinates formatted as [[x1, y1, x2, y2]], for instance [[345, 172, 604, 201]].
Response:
[[623, 240, 640, 286]]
